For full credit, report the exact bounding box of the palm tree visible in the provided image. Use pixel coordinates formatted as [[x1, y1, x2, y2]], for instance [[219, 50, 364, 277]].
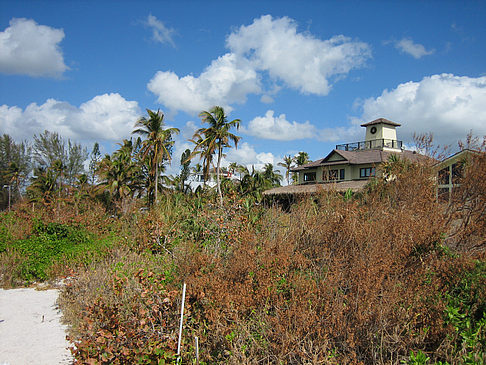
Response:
[[278, 155, 294, 185], [133, 109, 180, 205], [293, 152, 311, 184], [294, 151, 311, 166], [228, 162, 239, 179], [192, 106, 241, 206], [97, 139, 142, 204], [179, 149, 191, 193], [263, 163, 282, 187]]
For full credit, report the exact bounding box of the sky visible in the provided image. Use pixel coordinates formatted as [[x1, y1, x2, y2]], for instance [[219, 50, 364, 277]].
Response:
[[1, 0, 485, 177]]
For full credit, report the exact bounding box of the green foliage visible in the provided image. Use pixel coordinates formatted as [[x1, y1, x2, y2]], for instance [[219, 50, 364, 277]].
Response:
[[402, 350, 430, 364], [0, 134, 31, 209], [443, 261, 486, 364], [10, 221, 106, 281]]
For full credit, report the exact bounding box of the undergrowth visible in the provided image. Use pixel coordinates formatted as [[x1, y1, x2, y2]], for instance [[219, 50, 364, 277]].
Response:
[[3, 148, 486, 364]]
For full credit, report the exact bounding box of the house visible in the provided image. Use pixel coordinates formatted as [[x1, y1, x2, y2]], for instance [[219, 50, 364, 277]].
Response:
[[264, 118, 427, 196], [434, 149, 479, 202], [187, 169, 238, 192]]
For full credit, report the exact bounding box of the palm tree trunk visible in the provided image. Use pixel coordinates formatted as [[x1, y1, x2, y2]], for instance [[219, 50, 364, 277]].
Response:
[[216, 145, 223, 206]]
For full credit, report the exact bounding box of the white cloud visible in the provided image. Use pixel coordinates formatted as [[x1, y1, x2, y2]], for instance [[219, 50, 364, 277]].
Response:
[[227, 15, 371, 95], [260, 94, 274, 103], [245, 110, 316, 141], [0, 93, 141, 142], [359, 74, 486, 145], [0, 18, 68, 77], [394, 38, 434, 59], [145, 15, 175, 47], [147, 53, 260, 115], [147, 15, 371, 115], [243, 110, 361, 142], [225, 142, 279, 170]]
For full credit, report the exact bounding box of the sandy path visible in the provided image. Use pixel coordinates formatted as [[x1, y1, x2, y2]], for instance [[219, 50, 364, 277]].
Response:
[[0, 288, 73, 365]]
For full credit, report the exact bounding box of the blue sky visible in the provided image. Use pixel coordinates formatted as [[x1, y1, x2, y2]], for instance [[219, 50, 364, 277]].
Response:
[[1, 0, 485, 176]]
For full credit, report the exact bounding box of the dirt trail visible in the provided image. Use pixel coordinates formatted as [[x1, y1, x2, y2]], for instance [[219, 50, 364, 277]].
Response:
[[0, 288, 73, 365]]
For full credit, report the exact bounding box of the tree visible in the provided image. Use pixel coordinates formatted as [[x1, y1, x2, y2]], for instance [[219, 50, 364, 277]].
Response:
[[262, 163, 282, 187], [88, 142, 102, 185], [193, 106, 241, 206], [97, 139, 143, 210], [27, 166, 58, 204], [292, 151, 311, 184], [278, 155, 294, 185], [133, 109, 180, 205], [32, 130, 88, 186], [179, 149, 191, 193], [294, 151, 310, 166], [0, 134, 31, 209]]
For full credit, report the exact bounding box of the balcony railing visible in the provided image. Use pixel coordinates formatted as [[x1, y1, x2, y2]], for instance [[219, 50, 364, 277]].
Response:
[[336, 139, 402, 151]]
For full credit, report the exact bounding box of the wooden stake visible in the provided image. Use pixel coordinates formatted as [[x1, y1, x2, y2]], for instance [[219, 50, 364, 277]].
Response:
[[195, 336, 199, 365]]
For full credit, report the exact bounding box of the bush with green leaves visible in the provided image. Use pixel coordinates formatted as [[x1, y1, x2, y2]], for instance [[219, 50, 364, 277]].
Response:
[[10, 221, 108, 281]]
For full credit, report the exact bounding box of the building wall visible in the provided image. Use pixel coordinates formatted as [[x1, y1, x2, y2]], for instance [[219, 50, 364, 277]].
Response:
[[365, 124, 397, 142], [298, 163, 380, 184]]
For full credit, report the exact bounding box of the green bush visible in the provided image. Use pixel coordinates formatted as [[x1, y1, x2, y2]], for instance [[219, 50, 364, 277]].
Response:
[[11, 221, 106, 281]]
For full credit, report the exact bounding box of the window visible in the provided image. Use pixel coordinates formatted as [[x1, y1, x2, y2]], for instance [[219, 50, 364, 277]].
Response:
[[360, 167, 375, 178], [323, 168, 345, 181], [304, 172, 316, 182], [452, 162, 463, 184], [438, 167, 449, 185], [328, 169, 338, 181]]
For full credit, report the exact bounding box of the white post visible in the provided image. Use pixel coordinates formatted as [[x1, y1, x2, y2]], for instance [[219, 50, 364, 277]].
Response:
[[195, 336, 199, 365], [177, 282, 187, 363]]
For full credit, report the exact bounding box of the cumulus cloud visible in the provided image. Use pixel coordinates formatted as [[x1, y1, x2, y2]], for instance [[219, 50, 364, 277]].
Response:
[[0, 93, 141, 142], [227, 15, 371, 95], [394, 38, 434, 59], [0, 18, 68, 77], [148, 53, 260, 114], [225, 142, 278, 170], [147, 15, 371, 115], [245, 110, 316, 141], [145, 15, 175, 47], [243, 110, 361, 142], [359, 74, 486, 145]]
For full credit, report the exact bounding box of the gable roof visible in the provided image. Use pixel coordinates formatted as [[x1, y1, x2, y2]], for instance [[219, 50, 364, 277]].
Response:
[[292, 149, 428, 171], [361, 118, 401, 127], [434, 149, 482, 170]]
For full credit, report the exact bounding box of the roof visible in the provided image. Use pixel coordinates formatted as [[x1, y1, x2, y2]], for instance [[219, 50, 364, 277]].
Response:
[[434, 149, 482, 170], [360, 118, 401, 127], [292, 149, 428, 171], [263, 180, 369, 195]]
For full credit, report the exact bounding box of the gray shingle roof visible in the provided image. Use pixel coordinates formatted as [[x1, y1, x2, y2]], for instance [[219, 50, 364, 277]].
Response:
[[292, 149, 429, 171]]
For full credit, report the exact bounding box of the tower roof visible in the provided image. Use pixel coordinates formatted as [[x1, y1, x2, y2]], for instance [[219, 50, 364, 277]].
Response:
[[360, 118, 401, 127]]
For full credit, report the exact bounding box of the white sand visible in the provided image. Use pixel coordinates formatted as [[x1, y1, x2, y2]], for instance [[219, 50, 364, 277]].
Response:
[[0, 288, 73, 365]]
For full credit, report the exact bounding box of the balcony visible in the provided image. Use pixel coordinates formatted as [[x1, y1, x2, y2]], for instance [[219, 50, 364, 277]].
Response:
[[336, 139, 402, 151]]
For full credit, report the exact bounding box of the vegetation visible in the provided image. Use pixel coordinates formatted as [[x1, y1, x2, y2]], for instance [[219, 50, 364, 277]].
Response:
[[1, 114, 485, 364], [191, 106, 241, 206]]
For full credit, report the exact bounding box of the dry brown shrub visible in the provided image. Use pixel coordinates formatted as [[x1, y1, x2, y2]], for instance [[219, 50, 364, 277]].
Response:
[[445, 136, 486, 255], [177, 160, 468, 364], [59, 152, 486, 364]]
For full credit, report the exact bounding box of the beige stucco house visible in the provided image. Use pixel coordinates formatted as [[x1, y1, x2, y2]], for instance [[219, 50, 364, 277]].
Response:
[[264, 118, 426, 196]]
